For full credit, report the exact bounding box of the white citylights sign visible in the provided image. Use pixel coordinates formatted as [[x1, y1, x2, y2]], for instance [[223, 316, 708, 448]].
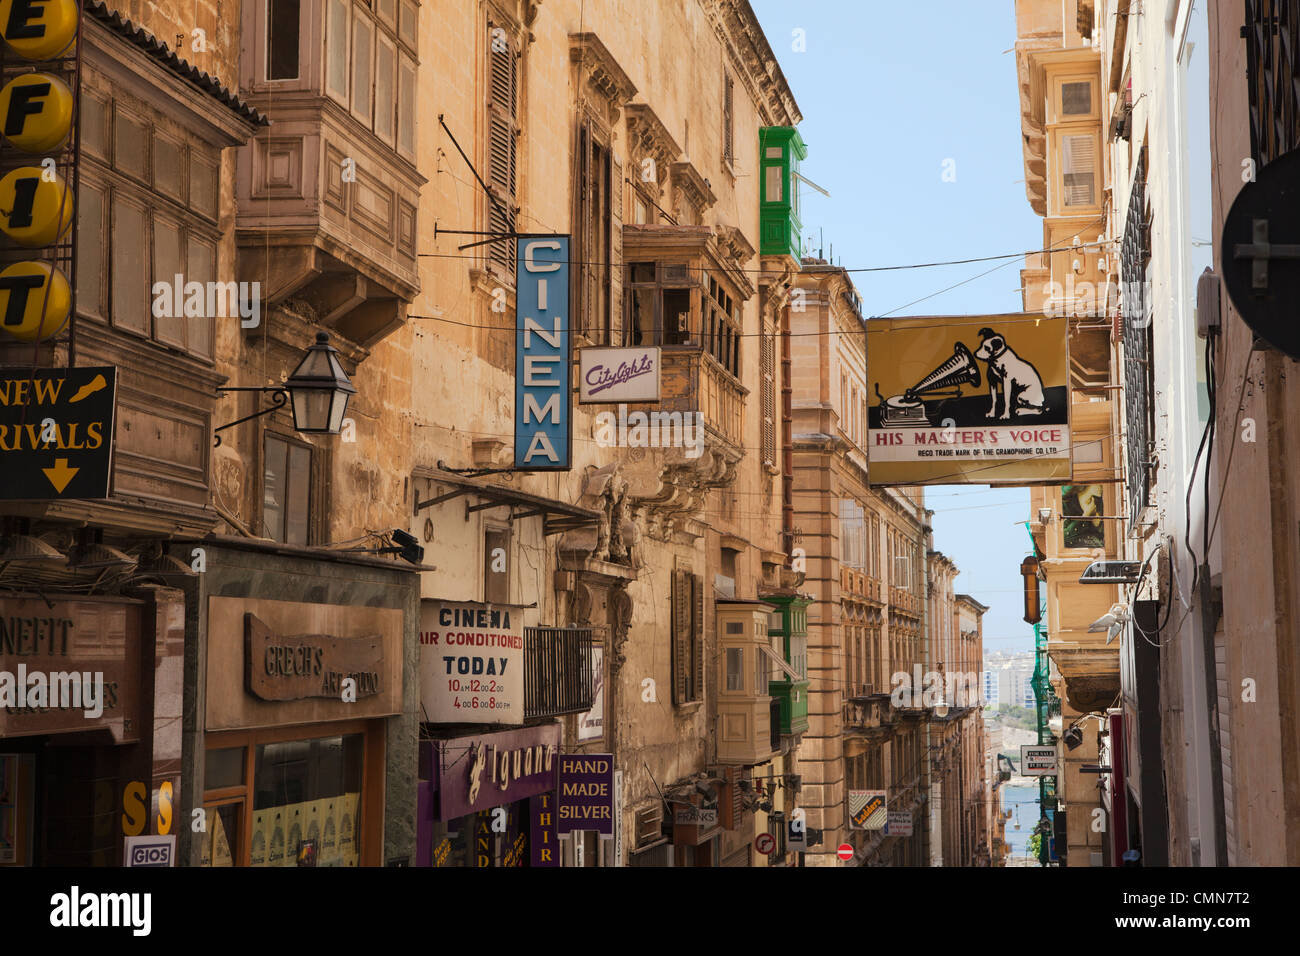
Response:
[[579, 346, 661, 403]]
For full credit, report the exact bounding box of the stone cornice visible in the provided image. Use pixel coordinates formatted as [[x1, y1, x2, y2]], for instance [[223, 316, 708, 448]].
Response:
[[701, 0, 801, 128], [624, 103, 683, 173], [670, 160, 717, 215], [570, 32, 638, 124]]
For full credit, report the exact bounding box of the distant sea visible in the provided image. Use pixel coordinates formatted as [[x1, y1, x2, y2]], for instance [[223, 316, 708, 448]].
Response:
[[1001, 784, 1043, 866]]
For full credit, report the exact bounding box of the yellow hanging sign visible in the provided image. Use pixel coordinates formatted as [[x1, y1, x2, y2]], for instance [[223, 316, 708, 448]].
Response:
[[0, 72, 73, 151], [0, 260, 70, 341], [0, 0, 79, 60], [0, 165, 74, 247]]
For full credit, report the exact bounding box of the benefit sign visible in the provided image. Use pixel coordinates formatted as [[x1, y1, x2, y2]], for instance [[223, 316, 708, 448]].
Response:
[[419, 600, 524, 725]]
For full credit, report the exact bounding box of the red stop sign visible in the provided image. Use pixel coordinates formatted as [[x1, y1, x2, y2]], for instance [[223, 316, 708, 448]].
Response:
[[837, 843, 854, 861]]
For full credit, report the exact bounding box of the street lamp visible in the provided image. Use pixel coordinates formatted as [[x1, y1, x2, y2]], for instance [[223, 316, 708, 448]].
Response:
[[286, 332, 357, 433], [214, 332, 357, 444], [1021, 556, 1042, 625]]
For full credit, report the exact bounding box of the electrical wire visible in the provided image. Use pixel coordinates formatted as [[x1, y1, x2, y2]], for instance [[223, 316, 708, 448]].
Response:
[[411, 307, 1099, 338]]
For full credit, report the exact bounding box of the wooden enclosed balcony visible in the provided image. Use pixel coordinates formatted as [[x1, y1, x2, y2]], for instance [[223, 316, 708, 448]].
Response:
[[236, 0, 424, 349]]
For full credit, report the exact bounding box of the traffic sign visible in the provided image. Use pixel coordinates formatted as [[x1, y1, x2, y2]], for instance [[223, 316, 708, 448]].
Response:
[[754, 832, 777, 856], [0, 366, 116, 499], [836, 843, 854, 861]]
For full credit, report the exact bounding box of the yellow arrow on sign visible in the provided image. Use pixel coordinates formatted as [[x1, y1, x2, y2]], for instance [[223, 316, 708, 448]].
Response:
[[42, 457, 78, 493]]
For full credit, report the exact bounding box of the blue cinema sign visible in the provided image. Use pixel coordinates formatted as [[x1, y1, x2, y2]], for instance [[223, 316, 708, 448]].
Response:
[[514, 236, 571, 470]]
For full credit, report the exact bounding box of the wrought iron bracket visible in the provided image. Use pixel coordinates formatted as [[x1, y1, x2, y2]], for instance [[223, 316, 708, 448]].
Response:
[[213, 386, 288, 447]]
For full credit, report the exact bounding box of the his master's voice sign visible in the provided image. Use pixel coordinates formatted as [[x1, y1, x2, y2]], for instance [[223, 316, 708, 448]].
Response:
[[419, 600, 524, 725]]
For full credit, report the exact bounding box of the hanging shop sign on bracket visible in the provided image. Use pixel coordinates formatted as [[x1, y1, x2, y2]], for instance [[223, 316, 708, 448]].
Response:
[[0, 366, 116, 499], [515, 236, 572, 470]]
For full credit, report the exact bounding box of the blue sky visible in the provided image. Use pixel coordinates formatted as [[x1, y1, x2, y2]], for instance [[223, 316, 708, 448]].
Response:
[[751, 0, 1041, 654]]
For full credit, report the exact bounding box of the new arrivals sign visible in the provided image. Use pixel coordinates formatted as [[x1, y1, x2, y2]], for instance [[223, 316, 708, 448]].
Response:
[[420, 600, 525, 725], [867, 314, 1071, 485], [515, 236, 571, 470]]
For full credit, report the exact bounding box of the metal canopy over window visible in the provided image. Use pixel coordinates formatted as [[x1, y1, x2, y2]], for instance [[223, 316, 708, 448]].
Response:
[[412, 468, 601, 536]]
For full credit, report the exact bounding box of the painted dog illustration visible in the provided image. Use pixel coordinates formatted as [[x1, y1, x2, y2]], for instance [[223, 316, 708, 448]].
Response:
[[972, 327, 1046, 419]]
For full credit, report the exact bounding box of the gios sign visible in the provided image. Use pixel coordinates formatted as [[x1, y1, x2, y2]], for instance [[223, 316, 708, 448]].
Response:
[[0, 0, 79, 344]]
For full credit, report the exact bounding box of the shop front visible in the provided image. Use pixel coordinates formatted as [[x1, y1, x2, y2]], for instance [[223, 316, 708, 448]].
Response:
[[1, 590, 184, 866], [187, 539, 418, 867], [417, 722, 562, 867]]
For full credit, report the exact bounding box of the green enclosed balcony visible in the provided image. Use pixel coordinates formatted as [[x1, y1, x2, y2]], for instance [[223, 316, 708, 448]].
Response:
[[758, 127, 808, 258], [766, 594, 810, 736]]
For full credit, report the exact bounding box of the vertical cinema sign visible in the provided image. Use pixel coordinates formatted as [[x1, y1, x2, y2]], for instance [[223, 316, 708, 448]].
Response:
[[0, 0, 79, 344], [514, 236, 571, 470]]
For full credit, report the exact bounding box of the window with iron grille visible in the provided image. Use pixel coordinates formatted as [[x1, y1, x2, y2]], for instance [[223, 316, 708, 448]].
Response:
[[523, 626, 594, 718], [1121, 151, 1153, 532], [486, 20, 519, 278], [1244, 0, 1300, 168]]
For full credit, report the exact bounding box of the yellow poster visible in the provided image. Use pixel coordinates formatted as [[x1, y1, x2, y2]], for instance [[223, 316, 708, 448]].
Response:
[[211, 809, 233, 867], [304, 799, 322, 863], [319, 799, 339, 867], [867, 314, 1072, 484], [267, 810, 287, 868], [249, 809, 268, 867], [338, 792, 360, 867], [285, 802, 305, 867]]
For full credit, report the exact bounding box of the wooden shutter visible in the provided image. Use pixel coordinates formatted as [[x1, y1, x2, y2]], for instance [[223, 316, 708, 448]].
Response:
[[1061, 133, 1096, 207], [672, 570, 689, 705], [691, 573, 704, 702], [761, 328, 775, 467], [723, 74, 734, 162], [484, 528, 510, 604], [610, 156, 623, 345], [487, 24, 518, 275]]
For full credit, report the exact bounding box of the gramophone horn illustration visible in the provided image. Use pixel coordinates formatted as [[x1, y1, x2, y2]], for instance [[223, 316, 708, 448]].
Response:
[[874, 342, 981, 427]]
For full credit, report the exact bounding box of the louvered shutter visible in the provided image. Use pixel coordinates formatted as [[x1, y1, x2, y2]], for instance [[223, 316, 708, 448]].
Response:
[[723, 75, 734, 162], [579, 125, 595, 337], [487, 25, 518, 275], [610, 157, 623, 345], [672, 570, 688, 705], [691, 573, 704, 702], [1061, 134, 1096, 207], [761, 329, 775, 467]]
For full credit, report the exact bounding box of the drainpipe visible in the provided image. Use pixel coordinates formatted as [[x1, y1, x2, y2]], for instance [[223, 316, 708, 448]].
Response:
[[923, 517, 939, 867]]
